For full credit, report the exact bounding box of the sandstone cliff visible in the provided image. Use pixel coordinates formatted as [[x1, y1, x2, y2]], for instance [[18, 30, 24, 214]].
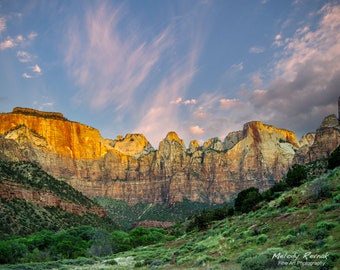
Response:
[[1, 107, 337, 206], [293, 114, 340, 164]]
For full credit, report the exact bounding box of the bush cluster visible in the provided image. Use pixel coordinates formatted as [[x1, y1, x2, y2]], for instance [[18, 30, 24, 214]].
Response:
[[0, 225, 171, 264]]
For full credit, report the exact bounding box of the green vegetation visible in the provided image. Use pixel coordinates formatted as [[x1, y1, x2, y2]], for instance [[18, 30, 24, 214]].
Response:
[[0, 146, 339, 269], [234, 187, 263, 213], [328, 144, 340, 169], [0, 225, 173, 265], [94, 196, 227, 229], [285, 163, 307, 187], [0, 160, 116, 237]]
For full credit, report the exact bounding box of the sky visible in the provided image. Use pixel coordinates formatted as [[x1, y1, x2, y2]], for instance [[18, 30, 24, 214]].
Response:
[[0, 0, 339, 148]]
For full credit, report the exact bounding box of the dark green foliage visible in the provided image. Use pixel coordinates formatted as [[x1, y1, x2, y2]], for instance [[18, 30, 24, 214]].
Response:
[[0, 160, 116, 237], [328, 144, 340, 169], [0, 225, 171, 264], [313, 221, 336, 240], [94, 197, 222, 229], [234, 187, 263, 213], [186, 205, 234, 231], [262, 181, 287, 201], [129, 227, 168, 247], [285, 164, 307, 187]]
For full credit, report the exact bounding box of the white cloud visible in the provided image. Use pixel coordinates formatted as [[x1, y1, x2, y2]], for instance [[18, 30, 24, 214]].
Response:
[[189, 125, 204, 135], [273, 33, 283, 47], [17, 51, 34, 62], [219, 98, 241, 110], [170, 97, 197, 105], [230, 62, 244, 72], [32, 64, 42, 74], [0, 37, 16, 50], [0, 17, 6, 33], [22, 73, 32, 79], [183, 99, 197, 105], [28, 32, 37, 40], [249, 46, 265, 54], [170, 97, 183, 104]]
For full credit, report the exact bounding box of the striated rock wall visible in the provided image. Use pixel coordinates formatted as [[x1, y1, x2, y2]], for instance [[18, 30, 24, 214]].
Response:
[[293, 114, 340, 164], [0, 180, 106, 217], [3, 107, 335, 206]]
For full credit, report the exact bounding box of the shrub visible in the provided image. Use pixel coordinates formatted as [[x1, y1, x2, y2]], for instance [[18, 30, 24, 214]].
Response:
[[285, 164, 307, 187], [279, 234, 296, 246], [241, 255, 267, 270], [333, 194, 340, 203], [308, 177, 332, 201], [237, 249, 257, 263], [256, 234, 268, 244], [234, 187, 263, 213], [302, 240, 315, 249], [328, 145, 340, 169]]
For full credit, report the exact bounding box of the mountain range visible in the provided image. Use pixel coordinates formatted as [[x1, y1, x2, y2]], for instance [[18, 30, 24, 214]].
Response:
[[0, 106, 339, 208]]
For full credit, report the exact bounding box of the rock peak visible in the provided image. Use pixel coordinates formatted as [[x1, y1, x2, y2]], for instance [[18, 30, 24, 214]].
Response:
[[320, 114, 339, 128], [12, 107, 66, 120], [165, 131, 184, 145]]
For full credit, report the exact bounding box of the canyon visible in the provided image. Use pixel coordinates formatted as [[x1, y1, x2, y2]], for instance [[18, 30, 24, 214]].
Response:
[[0, 106, 339, 205]]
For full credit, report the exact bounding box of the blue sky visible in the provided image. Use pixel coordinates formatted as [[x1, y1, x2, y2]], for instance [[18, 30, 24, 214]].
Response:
[[1, 0, 339, 147]]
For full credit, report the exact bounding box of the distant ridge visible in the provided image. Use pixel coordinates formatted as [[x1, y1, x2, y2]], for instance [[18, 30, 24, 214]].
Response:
[[12, 107, 66, 120]]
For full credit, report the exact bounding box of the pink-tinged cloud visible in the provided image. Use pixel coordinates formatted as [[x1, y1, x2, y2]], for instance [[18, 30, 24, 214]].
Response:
[[189, 125, 204, 135], [65, 3, 172, 111], [219, 98, 241, 110], [0, 38, 16, 50], [32, 64, 42, 74]]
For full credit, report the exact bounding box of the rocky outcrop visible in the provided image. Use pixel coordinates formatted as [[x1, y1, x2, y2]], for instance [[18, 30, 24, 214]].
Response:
[[0, 107, 322, 206], [293, 114, 340, 164], [0, 180, 106, 217]]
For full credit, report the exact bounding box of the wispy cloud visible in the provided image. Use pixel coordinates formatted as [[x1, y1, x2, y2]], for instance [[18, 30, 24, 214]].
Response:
[[28, 32, 37, 40], [17, 51, 34, 62], [249, 46, 265, 54], [0, 17, 6, 33], [250, 3, 340, 134], [170, 97, 197, 105], [22, 73, 32, 79], [65, 3, 172, 111], [273, 33, 283, 47]]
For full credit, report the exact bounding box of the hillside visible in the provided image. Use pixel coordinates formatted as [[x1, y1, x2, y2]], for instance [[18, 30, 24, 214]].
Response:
[[0, 159, 116, 237], [1, 158, 339, 269]]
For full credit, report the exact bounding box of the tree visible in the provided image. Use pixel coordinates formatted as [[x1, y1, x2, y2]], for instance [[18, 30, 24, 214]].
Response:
[[328, 145, 340, 169], [234, 187, 263, 213], [285, 164, 307, 188]]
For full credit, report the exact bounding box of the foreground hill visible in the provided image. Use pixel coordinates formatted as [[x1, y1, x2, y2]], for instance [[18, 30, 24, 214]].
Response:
[[2, 106, 336, 206], [2, 160, 339, 269], [0, 159, 115, 237]]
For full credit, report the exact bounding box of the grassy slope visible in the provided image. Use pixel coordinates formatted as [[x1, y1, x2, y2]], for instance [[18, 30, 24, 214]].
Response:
[[3, 166, 339, 270], [94, 197, 227, 228], [0, 160, 116, 237]]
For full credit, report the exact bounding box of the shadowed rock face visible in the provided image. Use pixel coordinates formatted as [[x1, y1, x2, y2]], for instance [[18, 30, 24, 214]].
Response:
[[0, 107, 338, 205], [293, 114, 340, 164]]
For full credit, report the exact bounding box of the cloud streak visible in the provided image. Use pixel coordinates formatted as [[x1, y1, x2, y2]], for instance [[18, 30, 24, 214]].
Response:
[[65, 3, 172, 112]]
